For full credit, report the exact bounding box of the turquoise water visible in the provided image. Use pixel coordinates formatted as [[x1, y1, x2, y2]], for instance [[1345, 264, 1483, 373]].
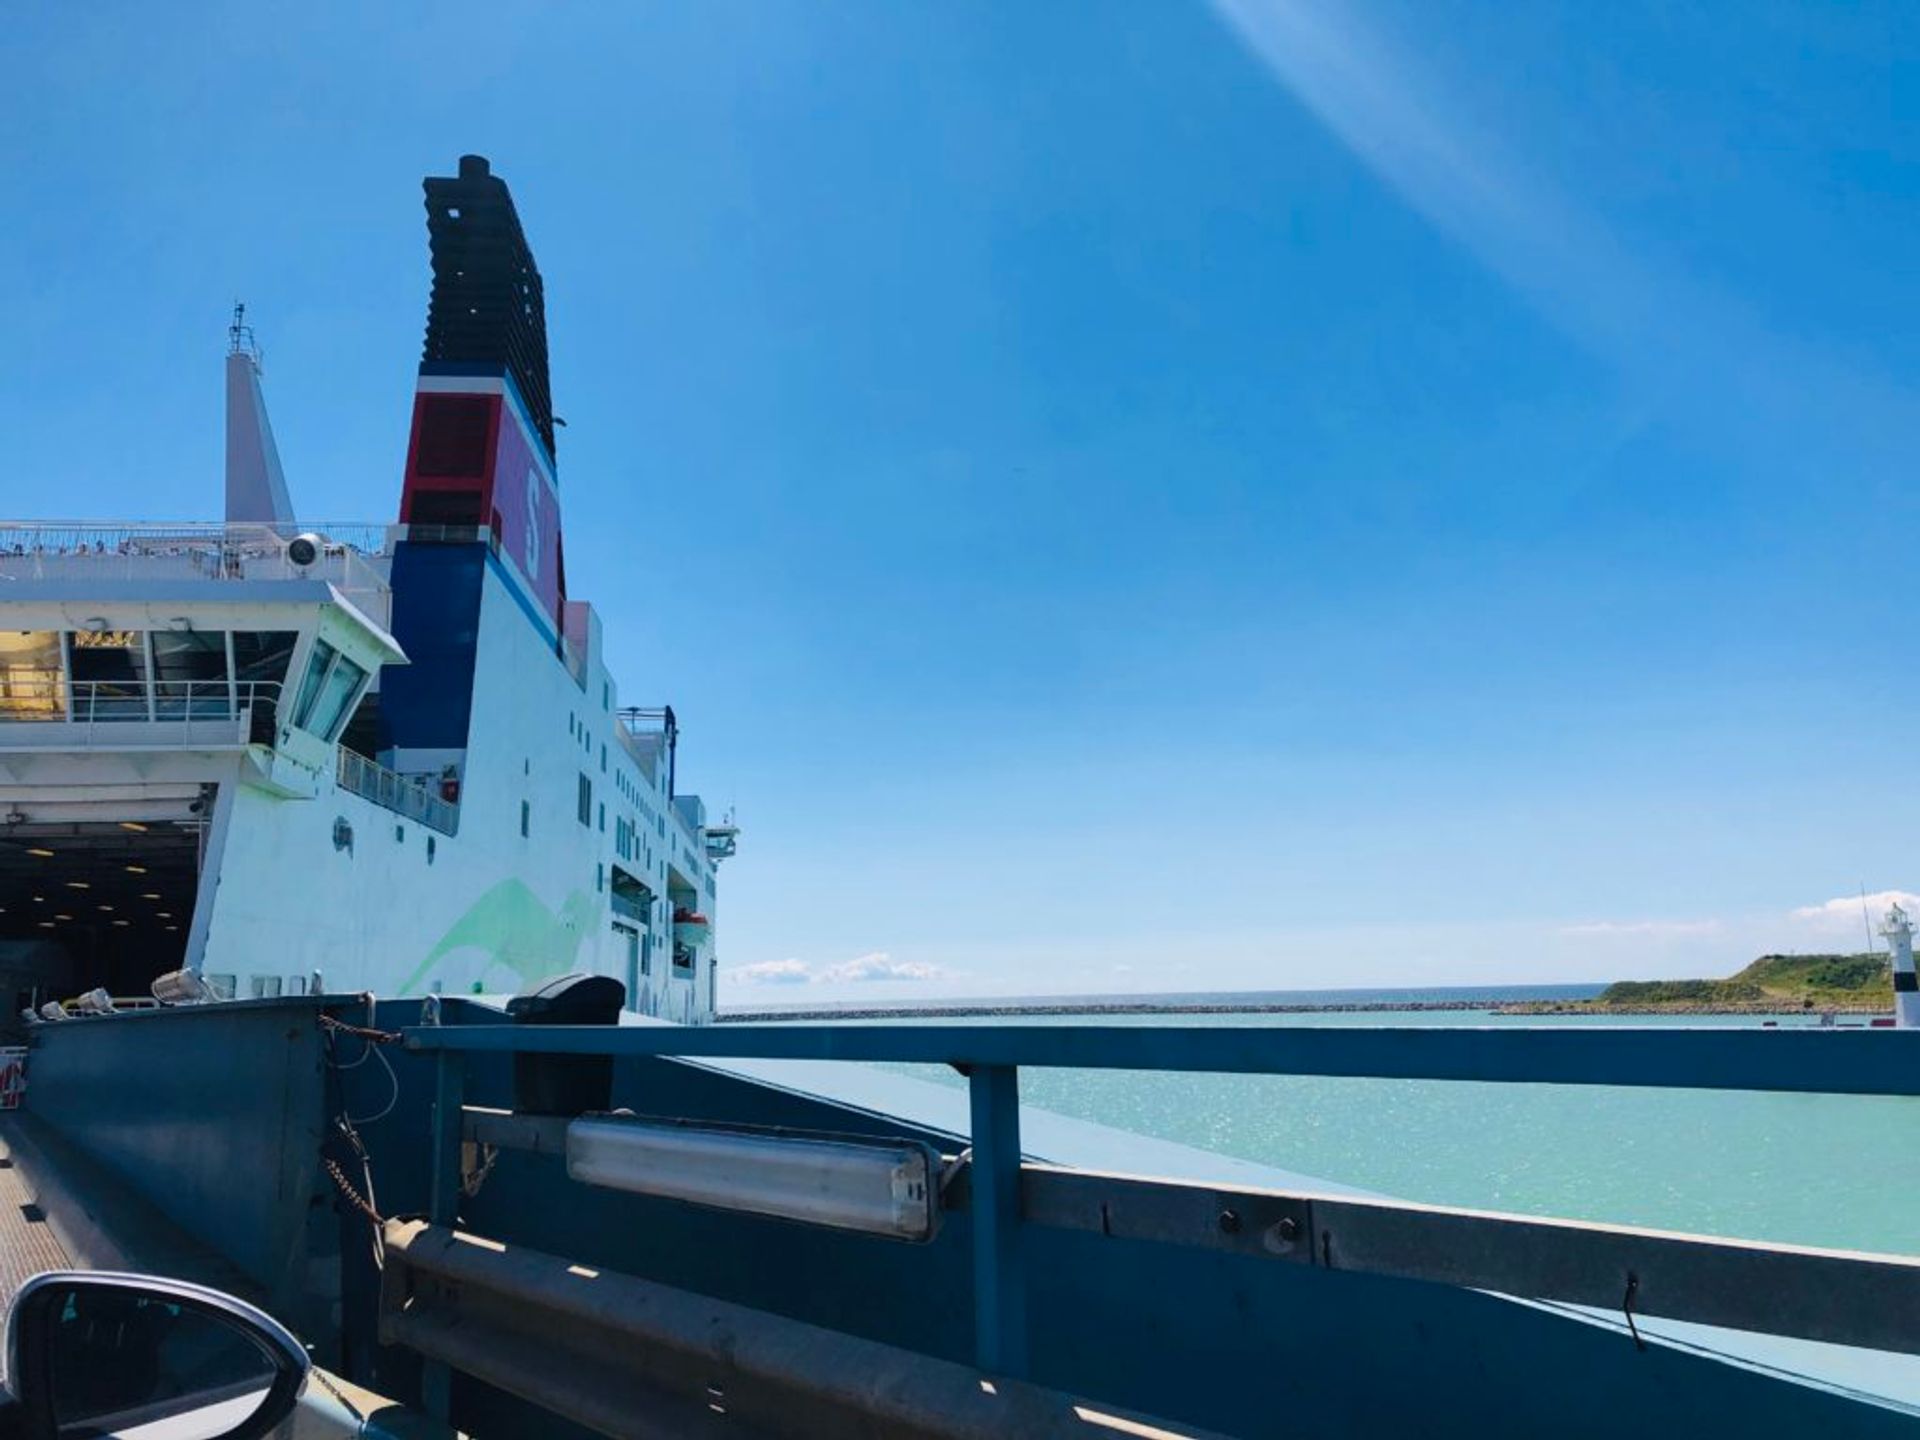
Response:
[[869, 1008, 1920, 1256]]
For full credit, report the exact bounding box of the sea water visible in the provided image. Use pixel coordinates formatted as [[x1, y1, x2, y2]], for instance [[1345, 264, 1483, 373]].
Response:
[[838, 999, 1920, 1256]]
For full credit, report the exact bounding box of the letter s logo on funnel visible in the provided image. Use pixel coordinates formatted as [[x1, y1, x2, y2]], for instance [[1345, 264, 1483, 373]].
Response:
[[524, 468, 541, 581]]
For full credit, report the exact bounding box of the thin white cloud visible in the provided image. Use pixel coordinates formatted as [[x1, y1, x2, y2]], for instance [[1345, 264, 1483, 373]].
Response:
[[728, 959, 812, 986], [1790, 890, 1920, 929], [818, 953, 951, 984], [725, 953, 953, 986]]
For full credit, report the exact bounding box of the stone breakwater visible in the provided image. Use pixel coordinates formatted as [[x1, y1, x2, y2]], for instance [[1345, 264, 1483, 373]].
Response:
[[721, 998, 1894, 1023], [721, 1000, 1505, 1022]]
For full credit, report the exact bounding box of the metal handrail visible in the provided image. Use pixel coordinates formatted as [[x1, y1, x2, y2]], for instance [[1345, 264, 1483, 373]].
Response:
[[336, 747, 459, 836], [405, 1016, 1920, 1382], [0, 520, 391, 555], [0, 679, 281, 741], [402, 1019, 1920, 1096], [0, 524, 392, 611]]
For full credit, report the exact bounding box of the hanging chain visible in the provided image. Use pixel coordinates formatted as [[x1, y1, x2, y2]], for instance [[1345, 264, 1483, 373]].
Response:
[[318, 1013, 404, 1045]]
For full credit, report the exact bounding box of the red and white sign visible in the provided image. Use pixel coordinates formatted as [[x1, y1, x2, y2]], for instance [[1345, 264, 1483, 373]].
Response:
[[0, 1047, 27, 1111]]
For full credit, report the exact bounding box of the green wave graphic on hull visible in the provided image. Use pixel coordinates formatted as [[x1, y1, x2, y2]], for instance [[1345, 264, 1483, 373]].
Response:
[[397, 879, 596, 996]]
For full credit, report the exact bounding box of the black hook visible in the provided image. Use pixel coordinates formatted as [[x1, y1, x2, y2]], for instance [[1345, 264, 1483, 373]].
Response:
[[1623, 1272, 1645, 1352]]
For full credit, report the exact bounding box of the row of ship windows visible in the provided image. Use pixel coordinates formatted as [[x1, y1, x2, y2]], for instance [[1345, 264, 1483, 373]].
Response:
[[515, 774, 682, 916], [565, 710, 598, 759], [574, 710, 662, 829], [203, 974, 312, 1001], [618, 770, 660, 827], [576, 772, 668, 859], [521, 729, 687, 891], [518, 784, 661, 874], [206, 973, 505, 1000]]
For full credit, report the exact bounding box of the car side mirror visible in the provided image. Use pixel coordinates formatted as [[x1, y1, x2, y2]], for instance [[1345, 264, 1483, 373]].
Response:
[[5, 1271, 308, 1440]]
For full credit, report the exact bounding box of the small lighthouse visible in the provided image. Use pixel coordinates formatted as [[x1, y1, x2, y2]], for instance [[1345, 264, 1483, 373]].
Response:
[[1879, 903, 1919, 1028]]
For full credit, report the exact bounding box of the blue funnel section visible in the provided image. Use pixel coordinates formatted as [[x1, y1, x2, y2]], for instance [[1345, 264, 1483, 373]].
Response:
[[378, 542, 485, 753]]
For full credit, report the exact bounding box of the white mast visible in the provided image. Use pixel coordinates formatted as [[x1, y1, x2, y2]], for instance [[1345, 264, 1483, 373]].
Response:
[[1879, 903, 1918, 1028], [224, 303, 296, 526]]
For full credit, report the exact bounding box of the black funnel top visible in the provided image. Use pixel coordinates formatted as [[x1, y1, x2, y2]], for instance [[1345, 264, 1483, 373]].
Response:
[[421, 155, 555, 461]]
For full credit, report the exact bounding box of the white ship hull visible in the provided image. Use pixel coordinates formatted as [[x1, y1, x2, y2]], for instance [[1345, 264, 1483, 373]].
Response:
[[0, 157, 733, 1031]]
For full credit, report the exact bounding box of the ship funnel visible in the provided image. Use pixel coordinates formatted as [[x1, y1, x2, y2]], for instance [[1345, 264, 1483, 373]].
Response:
[[397, 155, 568, 631], [224, 302, 296, 526], [1880, 904, 1918, 1027]]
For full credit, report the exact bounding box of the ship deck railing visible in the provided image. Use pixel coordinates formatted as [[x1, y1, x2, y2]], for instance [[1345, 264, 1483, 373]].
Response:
[[0, 519, 392, 553], [613, 706, 671, 788], [0, 519, 389, 568], [0, 521, 393, 615], [403, 1017, 1920, 1383], [0, 679, 281, 749], [337, 747, 459, 836]]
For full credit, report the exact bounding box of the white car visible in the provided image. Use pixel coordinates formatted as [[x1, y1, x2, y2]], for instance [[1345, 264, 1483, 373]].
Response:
[[0, 1271, 309, 1440]]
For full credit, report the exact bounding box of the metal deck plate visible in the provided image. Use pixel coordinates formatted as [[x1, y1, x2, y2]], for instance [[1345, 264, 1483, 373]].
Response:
[[0, 1133, 70, 1378]]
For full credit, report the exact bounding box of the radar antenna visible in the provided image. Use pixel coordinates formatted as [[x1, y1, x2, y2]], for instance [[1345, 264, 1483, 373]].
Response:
[[228, 301, 259, 360]]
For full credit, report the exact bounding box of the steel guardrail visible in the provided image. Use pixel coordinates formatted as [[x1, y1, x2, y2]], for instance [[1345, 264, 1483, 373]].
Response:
[[0, 679, 281, 745], [337, 747, 460, 836], [458, 1102, 1920, 1361], [402, 1020, 1920, 1096], [406, 1018, 1920, 1383]]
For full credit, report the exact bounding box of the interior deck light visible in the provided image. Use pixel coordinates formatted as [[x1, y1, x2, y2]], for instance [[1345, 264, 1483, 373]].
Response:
[[118, 821, 148, 833], [125, 864, 147, 874], [65, 881, 88, 890], [565, 1117, 939, 1242], [25, 847, 52, 858]]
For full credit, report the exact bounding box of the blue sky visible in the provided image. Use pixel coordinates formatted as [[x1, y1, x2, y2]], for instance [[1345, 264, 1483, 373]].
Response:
[[5, 2, 1919, 1000]]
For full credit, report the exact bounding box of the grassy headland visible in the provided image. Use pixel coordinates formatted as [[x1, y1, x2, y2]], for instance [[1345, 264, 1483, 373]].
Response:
[[1512, 953, 1892, 1015]]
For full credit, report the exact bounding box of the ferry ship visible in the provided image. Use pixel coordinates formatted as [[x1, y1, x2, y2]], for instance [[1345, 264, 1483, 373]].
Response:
[[0, 155, 734, 1031]]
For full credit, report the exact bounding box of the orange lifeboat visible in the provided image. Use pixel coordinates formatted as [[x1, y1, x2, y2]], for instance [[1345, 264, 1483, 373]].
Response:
[[672, 906, 711, 947]]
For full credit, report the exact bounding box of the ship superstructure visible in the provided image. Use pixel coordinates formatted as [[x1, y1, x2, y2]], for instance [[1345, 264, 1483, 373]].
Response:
[[0, 156, 732, 1028]]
